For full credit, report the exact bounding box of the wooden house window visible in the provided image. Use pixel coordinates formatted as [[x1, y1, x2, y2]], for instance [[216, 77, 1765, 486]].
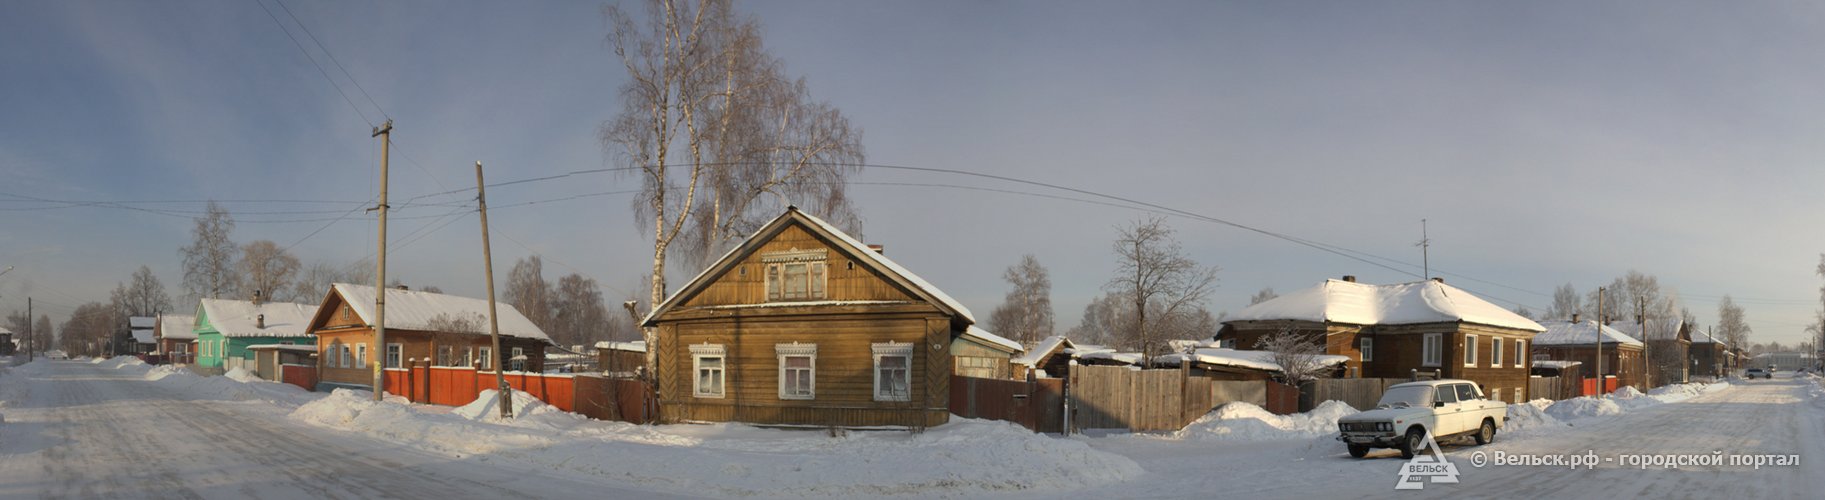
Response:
[[873, 342, 914, 402], [1514, 340, 1526, 368], [777, 343, 818, 400], [762, 250, 829, 302], [1464, 335, 1479, 367], [510, 347, 525, 372], [342, 306, 351, 321], [385, 343, 402, 369], [1492, 337, 1505, 367], [1422, 333, 1441, 367], [462, 347, 474, 368], [357, 344, 370, 368], [327, 341, 342, 368], [1359, 337, 1373, 362], [437, 346, 456, 367], [341, 344, 353, 368], [479, 346, 493, 371], [691, 344, 726, 398]]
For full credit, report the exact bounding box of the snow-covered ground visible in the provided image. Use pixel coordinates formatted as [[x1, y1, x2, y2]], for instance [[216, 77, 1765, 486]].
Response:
[[3, 357, 1822, 499]]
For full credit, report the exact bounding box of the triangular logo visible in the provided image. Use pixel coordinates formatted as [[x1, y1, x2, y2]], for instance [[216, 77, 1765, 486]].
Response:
[[1393, 430, 1460, 490]]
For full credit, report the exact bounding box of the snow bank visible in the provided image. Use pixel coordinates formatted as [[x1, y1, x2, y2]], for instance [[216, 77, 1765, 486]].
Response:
[[1544, 382, 1730, 421], [1175, 401, 1358, 441], [1504, 399, 1565, 434], [1544, 396, 1623, 420], [290, 390, 1140, 496], [224, 367, 262, 383]]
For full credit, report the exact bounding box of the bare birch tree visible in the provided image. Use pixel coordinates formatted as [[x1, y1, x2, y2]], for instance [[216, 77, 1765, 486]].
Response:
[[988, 255, 1054, 346], [1548, 283, 1582, 321], [288, 260, 373, 303], [179, 201, 240, 301], [1106, 218, 1219, 361], [1258, 326, 1331, 386], [238, 240, 300, 302], [1248, 287, 1278, 306], [1067, 293, 1126, 347], [505, 256, 557, 335], [554, 273, 613, 348], [34, 314, 52, 350], [109, 265, 172, 317], [1717, 295, 1752, 352]]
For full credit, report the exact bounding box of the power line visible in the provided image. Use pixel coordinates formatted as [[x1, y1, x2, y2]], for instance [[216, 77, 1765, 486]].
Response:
[[271, 0, 387, 120], [253, 0, 374, 127]]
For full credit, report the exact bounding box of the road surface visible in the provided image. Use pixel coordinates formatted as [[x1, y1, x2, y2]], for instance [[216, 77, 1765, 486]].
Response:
[[0, 360, 684, 500]]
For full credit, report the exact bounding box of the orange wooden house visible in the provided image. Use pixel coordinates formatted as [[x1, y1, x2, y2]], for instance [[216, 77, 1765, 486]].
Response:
[[643, 207, 1007, 428], [307, 283, 554, 394]]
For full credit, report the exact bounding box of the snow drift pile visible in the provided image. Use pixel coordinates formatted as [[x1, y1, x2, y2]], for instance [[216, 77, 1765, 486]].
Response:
[[1544, 382, 1729, 421], [1175, 401, 1358, 441], [1503, 399, 1564, 434]]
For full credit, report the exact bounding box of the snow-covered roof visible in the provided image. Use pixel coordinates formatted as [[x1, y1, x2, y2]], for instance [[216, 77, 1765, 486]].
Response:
[[1226, 278, 1545, 332], [643, 207, 975, 327], [961, 326, 1023, 353], [248, 344, 318, 352], [131, 329, 156, 344], [594, 340, 647, 353], [158, 314, 197, 340], [1154, 348, 1350, 372], [129, 316, 157, 328], [1532, 360, 1583, 370], [1608, 319, 1686, 342], [1690, 330, 1726, 346], [0, 327, 11, 335], [330, 283, 552, 343], [1074, 350, 1146, 365], [1012, 336, 1074, 367], [198, 299, 318, 338], [1532, 320, 1643, 347]]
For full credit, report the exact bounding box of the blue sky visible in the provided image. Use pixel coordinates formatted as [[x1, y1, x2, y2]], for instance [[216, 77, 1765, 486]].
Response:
[[4, 1, 1825, 345]]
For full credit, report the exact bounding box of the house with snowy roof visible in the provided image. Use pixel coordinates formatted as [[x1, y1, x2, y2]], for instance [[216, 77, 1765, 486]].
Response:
[[1688, 329, 1731, 379], [642, 206, 1016, 428], [128, 316, 157, 355], [1219, 276, 1546, 403], [1012, 336, 1077, 379], [307, 283, 554, 393], [194, 294, 318, 375], [1531, 317, 1645, 391], [1609, 318, 1691, 385], [0, 327, 13, 356], [155, 313, 197, 364]]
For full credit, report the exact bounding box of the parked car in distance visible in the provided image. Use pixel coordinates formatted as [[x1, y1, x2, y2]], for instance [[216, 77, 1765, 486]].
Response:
[[1744, 368, 1770, 379], [1336, 379, 1507, 459]]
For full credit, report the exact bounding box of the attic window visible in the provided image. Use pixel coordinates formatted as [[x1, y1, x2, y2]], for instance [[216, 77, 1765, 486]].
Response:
[[763, 250, 828, 302]]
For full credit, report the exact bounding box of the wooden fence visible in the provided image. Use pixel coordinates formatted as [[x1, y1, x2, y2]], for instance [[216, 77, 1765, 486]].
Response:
[[573, 375, 656, 424], [1299, 378, 1394, 412], [280, 364, 317, 391], [949, 375, 1065, 433], [1066, 365, 1295, 433]]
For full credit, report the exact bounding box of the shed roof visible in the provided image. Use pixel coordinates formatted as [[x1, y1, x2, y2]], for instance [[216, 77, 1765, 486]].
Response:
[[248, 344, 318, 352], [198, 299, 318, 338], [1532, 320, 1643, 347], [1012, 336, 1075, 367], [131, 329, 156, 344], [1153, 348, 1350, 373], [129, 316, 157, 328], [594, 340, 648, 353], [328, 283, 552, 343], [961, 326, 1023, 353], [1533, 360, 1584, 370], [1607, 319, 1688, 342], [643, 207, 974, 327], [158, 314, 197, 340], [1226, 278, 1544, 332]]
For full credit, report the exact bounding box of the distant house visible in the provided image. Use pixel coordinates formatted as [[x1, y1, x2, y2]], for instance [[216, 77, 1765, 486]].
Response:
[[1012, 336, 1077, 380], [194, 295, 318, 375], [248, 344, 317, 382], [1219, 276, 1545, 403], [0, 327, 14, 356], [1750, 352, 1818, 371], [1688, 329, 1731, 379], [1154, 344, 1351, 381], [128, 316, 157, 355], [642, 207, 984, 428], [155, 314, 197, 364], [594, 340, 647, 376], [306, 283, 553, 392], [1609, 319, 1691, 386], [953, 326, 1023, 379], [1531, 318, 1645, 390]]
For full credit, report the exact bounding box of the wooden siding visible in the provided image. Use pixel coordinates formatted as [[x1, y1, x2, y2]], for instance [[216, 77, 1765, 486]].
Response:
[[951, 335, 1014, 379], [681, 224, 915, 308], [314, 327, 547, 387], [1533, 344, 1645, 390]]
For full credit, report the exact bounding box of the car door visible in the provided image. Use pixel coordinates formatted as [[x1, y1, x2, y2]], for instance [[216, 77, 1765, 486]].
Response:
[[1456, 384, 1487, 430], [1432, 383, 1462, 434]]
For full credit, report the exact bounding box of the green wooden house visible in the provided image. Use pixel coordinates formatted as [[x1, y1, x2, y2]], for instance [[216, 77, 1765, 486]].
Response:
[[194, 297, 318, 376]]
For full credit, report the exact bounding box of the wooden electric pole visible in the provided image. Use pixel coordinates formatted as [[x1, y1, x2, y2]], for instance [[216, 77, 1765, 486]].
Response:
[[26, 296, 32, 362], [370, 119, 392, 401], [1596, 287, 1605, 392], [474, 161, 513, 419]]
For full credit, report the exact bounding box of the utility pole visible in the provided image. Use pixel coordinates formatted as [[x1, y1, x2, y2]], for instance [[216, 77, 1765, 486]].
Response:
[[369, 119, 392, 401], [1415, 219, 1430, 280], [26, 297, 32, 362], [474, 161, 513, 419], [1596, 287, 1605, 393], [1638, 297, 1648, 387]]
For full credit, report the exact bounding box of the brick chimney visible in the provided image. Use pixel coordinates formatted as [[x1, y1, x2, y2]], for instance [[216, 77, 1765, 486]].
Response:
[[256, 314, 265, 329], [867, 244, 885, 255], [1341, 275, 1356, 283], [252, 289, 264, 305]]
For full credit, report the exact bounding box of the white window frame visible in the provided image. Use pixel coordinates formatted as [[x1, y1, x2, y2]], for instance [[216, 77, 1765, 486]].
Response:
[[1464, 334, 1479, 367], [872, 342, 914, 402], [1514, 340, 1526, 368], [691, 344, 727, 399], [478, 346, 493, 371], [462, 347, 474, 368], [776, 343, 818, 400], [1492, 337, 1504, 368], [355, 344, 368, 368], [342, 345, 354, 368], [762, 250, 829, 302], [510, 347, 525, 372], [386, 343, 403, 369], [1359, 337, 1373, 363], [1422, 333, 1442, 367]]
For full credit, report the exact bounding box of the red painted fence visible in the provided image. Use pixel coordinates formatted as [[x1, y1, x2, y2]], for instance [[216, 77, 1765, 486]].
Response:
[[281, 364, 318, 391], [378, 362, 581, 413]]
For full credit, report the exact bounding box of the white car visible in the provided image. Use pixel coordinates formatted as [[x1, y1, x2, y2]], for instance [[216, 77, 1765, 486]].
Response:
[[1336, 379, 1507, 458]]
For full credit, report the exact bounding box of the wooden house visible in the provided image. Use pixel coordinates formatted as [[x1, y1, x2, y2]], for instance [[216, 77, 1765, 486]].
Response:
[[249, 344, 317, 382], [642, 207, 988, 428], [595, 340, 648, 376], [155, 314, 197, 364], [194, 296, 317, 374], [1531, 318, 1645, 390], [1688, 329, 1730, 379], [0, 327, 14, 356], [953, 326, 1022, 379], [1219, 276, 1545, 403], [1609, 319, 1691, 386], [307, 283, 553, 392], [1012, 336, 1077, 380], [128, 316, 158, 355], [1154, 344, 1351, 381]]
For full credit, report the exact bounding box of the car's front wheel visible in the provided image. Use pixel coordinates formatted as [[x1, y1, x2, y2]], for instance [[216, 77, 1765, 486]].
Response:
[[1398, 428, 1426, 459], [1348, 444, 1370, 458], [1473, 418, 1496, 445]]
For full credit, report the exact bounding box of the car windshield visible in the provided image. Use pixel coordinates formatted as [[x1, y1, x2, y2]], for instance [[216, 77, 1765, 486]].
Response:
[[1378, 386, 1433, 408]]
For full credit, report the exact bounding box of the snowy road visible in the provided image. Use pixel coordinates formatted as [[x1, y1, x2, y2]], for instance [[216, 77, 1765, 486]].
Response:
[[1038, 376, 1825, 499], [0, 360, 683, 500]]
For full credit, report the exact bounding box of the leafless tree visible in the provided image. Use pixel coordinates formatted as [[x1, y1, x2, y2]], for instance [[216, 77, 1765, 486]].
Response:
[[34, 314, 52, 350], [1511, 304, 1536, 320], [109, 265, 171, 317], [288, 260, 373, 303], [179, 201, 240, 301], [1105, 218, 1220, 361], [1257, 326, 1331, 386], [1547, 283, 1582, 321], [237, 240, 300, 302], [61, 302, 115, 357], [987, 255, 1054, 346], [554, 273, 614, 348], [1248, 287, 1278, 306], [425, 312, 487, 335], [1717, 295, 1752, 352], [1066, 293, 1126, 346], [505, 256, 558, 335]]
